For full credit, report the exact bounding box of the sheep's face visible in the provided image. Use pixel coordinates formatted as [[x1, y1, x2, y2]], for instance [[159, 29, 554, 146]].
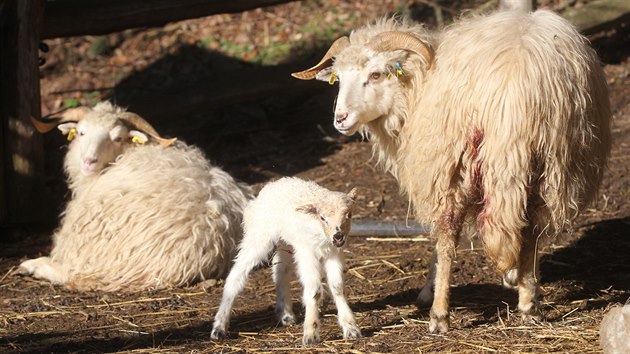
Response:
[[316, 49, 408, 136], [59, 116, 148, 176], [296, 188, 357, 247]]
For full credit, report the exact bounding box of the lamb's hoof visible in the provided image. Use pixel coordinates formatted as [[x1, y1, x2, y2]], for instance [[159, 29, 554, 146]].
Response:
[[343, 325, 362, 339], [302, 332, 321, 346], [417, 284, 434, 306], [429, 310, 449, 333], [210, 327, 226, 340], [280, 313, 296, 326]]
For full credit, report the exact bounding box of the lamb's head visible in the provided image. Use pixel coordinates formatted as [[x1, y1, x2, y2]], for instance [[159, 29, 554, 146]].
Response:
[[292, 23, 433, 136], [296, 188, 357, 247], [31, 102, 176, 177]]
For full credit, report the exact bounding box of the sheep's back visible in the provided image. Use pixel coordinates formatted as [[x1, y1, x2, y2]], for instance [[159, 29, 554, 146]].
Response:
[[402, 9, 610, 231]]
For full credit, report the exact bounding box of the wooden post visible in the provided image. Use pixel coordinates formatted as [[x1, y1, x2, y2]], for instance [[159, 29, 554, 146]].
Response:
[[0, 0, 47, 226]]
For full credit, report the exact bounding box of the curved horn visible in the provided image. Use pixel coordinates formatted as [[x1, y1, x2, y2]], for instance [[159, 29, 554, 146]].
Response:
[[119, 112, 177, 147], [291, 36, 350, 80], [367, 31, 434, 70], [30, 106, 91, 133]]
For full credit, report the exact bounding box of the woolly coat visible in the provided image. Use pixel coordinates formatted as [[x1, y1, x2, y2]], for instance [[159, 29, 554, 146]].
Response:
[[51, 142, 252, 291]]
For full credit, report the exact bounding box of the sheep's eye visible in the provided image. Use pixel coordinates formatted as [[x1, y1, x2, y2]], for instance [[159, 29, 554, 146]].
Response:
[[346, 212, 352, 219], [79, 131, 85, 136], [369, 72, 381, 81], [319, 215, 326, 222], [113, 136, 122, 143]]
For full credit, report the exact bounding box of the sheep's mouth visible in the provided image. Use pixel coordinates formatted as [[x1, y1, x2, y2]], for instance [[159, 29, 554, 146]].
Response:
[[81, 165, 100, 176]]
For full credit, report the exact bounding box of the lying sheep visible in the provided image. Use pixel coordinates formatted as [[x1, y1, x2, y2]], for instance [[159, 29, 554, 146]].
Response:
[[293, 10, 611, 333], [20, 102, 252, 291], [211, 177, 361, 345]]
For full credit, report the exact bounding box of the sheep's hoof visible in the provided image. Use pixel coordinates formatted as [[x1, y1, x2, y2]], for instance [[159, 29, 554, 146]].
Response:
[[428, 311, 449, 333], [343, 325, 362, 339], [502, 269, 519, 289], [18, 259, 36, 275], [520, 305, 543, 324], [210, 327, 226, 340], [417, 284, 434, 306]]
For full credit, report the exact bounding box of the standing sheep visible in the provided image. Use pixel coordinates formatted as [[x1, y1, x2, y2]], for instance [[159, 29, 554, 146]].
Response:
[[292, 10, 611, 333], [20, 102, 252, 291], [211, 177, 361, 345]]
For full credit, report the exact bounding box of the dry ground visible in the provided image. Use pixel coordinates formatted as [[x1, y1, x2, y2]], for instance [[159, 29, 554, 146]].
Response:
[[1, 0, 629, 353]]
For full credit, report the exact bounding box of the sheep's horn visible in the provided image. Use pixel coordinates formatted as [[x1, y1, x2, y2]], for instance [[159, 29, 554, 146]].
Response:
[[367, 31, 434, 69], [291, 36, 350, 80], [119, 112, 177, 147], [30, 106, 92, 133]]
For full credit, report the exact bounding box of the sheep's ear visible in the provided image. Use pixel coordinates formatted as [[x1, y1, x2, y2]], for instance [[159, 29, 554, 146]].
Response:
[[57, 122, 77, 135], [129, 130, 148, 145], [296, 204, 318, 215], [315, 67, 335, 83], [347, 187, 358, 201]]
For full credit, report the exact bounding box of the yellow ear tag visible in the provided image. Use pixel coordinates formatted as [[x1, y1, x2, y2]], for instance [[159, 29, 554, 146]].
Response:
[[67, 128, 76, 142], [328, 71, 337, 85], [131, 136, 146, 145], [395, 62, 405, 78]]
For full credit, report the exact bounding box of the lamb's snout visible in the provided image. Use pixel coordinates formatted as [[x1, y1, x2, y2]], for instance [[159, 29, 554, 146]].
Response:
[[332, 231, 345, 247]]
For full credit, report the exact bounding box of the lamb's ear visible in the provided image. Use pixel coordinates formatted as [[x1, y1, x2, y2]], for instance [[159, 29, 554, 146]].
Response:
[[129, 130, 149, 145], [296, 204, 318, 215], [315, 67, 335, 83], [347, 187, 358, 201]]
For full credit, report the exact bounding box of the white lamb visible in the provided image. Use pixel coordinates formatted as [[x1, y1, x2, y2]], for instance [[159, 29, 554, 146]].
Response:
[[20, 102, 252, 291], [210, 177, 361, 345], [293, 10, 611, 333]]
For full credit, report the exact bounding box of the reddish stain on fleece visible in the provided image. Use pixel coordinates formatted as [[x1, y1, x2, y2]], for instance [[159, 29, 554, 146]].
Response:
[[467, 128, 489, 233]]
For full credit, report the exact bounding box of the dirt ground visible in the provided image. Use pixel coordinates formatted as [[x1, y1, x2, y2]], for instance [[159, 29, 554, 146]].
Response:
[[2, 0, 629, 353]]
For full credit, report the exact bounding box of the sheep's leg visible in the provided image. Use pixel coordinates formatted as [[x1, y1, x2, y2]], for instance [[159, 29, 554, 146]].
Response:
[[293, 247, 324, 345], [516, 226, 541, 322], [211, 237, 275, 340], [429, 205, 464, 334], [418, 249, 437, 305], [19, 257, 68, 285], [324, 251, 361, 339], [272, 248, 296, 326]]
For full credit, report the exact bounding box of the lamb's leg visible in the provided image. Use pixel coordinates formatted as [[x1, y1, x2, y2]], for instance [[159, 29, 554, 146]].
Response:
[[272, 247, 296, 325], [211, 237, 275, 340], [429, 204, 464, 334], [516, 226, 541, 322], [293, 247, 324, 345], [418, 249, 437, 305], [324, 251, 361, 339], [19, 257, 68, 285]]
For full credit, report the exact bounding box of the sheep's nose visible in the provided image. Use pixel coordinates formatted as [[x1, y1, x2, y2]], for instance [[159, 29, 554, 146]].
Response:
[[83, 157, 98, 165], [333, 232, 344, 241], [335, 112, 348, 124]]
